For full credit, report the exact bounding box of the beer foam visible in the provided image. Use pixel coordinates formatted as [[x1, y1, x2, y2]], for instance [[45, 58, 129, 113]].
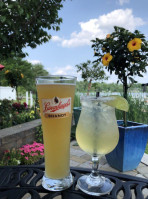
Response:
[[36, 76, 76, 85]]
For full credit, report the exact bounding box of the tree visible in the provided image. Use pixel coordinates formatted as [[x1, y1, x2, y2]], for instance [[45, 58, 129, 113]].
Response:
[[0, 58, 33, 100], [0, 58, 49, 99], [0, 0, 65, 59], [75, 81, 141, 93], [75, 60, 108, 94], [76, 81, 89, 93], [30, 63, 49, 92], [32, 63, 49, 77], [92, 26, 148, 125]]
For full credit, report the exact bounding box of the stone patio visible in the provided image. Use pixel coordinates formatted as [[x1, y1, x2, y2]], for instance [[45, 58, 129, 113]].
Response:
[[70, 140, 148, 198], [70, 140, 148, 179]]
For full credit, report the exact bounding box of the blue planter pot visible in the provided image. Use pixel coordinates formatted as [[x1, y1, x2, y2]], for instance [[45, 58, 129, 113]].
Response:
[[106, 120, 148, 171], [73, 107, 81, 126]]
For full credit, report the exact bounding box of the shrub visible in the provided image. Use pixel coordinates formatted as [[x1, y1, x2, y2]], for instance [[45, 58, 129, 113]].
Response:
[[20, 142, 44, 165], [74, 93, 81, 107], [0, 148, 21, 166], [0, 99, 40, 129], [0, 142, 44, 166], [0, 99, 13, 129], [35, 126, 43, 143], [116, 95, 148, 124], [12, 102, 28, 113]]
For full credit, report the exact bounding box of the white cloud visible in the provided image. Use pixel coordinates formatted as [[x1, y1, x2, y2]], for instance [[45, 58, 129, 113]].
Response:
[[52, 9, 145, 48], [47, 64, 148, 84], [47, 65, 148, 84], [47, 65, 82, 80], [51, 36, 62, 42], [119, 0, 130, 6], [27, 60, 41, 65]]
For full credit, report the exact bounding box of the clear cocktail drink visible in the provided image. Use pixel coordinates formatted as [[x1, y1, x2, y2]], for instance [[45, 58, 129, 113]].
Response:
[[76, 102, 119, 156], [36, 76, 76, 191], [76, 96, 120, 196]]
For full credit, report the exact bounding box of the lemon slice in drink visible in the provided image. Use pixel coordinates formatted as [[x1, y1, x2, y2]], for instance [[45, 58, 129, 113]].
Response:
[[100, 95, 129, 112]]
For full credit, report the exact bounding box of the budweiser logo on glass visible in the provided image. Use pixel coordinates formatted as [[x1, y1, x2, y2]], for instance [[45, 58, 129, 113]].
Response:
[[36, 75, 76, 191]]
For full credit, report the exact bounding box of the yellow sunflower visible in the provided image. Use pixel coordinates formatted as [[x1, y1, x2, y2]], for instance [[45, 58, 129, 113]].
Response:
[[127, 38, 142, 52], [102, 53, 113, 66]]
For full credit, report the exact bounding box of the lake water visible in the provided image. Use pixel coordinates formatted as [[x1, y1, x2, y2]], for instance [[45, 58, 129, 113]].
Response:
[[78, 92, 148, 100]]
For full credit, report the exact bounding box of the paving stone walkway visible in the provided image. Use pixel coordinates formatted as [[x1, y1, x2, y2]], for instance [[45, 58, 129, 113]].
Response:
[[70, 140, 148, 198], [70, 140, 148, 179]]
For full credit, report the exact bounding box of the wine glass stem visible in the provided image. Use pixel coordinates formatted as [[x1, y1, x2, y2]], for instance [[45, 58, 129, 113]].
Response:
[[91, 155, 99, 177]]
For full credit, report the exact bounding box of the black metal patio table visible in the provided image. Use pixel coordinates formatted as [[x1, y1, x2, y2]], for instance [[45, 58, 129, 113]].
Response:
[[0, 165, 148, 199]]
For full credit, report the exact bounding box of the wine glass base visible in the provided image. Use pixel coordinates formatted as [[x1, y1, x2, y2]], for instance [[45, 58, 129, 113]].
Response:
[[77, 175, 113, 196], [42, 172, 73, 191]]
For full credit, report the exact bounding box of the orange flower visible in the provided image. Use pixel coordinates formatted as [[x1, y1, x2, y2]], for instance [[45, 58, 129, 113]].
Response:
[[127, 38, 142, 52], [5, 70, 10, 74], [102, 53, 113, 66], [106, 34, 111, 39]]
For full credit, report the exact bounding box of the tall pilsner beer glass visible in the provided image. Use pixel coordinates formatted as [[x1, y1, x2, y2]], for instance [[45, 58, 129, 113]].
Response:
[[36, 76, 76, 191]]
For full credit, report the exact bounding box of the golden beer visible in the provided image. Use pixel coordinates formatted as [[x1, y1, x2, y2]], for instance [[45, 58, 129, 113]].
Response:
[[36, 76, 76, 191]]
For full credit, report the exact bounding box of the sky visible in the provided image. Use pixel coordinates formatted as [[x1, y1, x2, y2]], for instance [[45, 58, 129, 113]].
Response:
[[25, 0, 148, 84]]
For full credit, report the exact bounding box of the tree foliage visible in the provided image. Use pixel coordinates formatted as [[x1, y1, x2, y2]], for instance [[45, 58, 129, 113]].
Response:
[[76, 81, 142, 93], [0, 0, 65, 59], [75, 60, 108, 82], [92, 26, 148, 98], [32, 63, 49, 78], [0, 58, 49, 92]]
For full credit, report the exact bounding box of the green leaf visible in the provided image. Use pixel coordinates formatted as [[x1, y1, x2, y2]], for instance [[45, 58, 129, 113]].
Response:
[[0, 1, 4, 7], [128, 77, 137, 84], [0, 16, 6, 23], [0, 0, 65, 59], [19, 8, 24, 15]]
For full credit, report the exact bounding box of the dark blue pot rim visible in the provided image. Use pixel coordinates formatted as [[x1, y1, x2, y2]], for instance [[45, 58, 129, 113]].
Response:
[[117, 120, 148, 129]]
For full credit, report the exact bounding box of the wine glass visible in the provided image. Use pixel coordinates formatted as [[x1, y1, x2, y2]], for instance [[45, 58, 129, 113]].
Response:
[[76, 96, 119, 196]]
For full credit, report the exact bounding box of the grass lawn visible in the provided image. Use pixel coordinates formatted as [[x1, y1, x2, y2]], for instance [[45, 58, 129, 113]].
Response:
[[145, 143, 148, 154]]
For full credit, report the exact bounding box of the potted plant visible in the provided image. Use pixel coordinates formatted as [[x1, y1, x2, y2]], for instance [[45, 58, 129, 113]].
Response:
[[91, 26, 148, 171]]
